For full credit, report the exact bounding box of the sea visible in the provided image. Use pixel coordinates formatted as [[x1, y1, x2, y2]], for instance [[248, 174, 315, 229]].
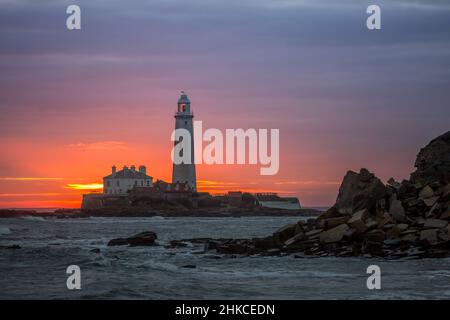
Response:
[[1, 215, 450, 299]]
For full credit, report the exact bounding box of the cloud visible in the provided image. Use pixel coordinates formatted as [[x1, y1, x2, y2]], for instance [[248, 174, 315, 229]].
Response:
[[0, 177, 63, 181], [274, 180, 340, 186], [68, 141, 127, 151], [0, 192, 62, 197]]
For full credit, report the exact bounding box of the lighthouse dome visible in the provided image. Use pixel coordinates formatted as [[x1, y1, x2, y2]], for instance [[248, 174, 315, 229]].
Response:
[[178, 91, 190, 104]]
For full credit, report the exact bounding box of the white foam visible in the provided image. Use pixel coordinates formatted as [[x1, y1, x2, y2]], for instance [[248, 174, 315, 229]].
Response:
[[0, 226, 11, 235], [21, 216, 46, 222]]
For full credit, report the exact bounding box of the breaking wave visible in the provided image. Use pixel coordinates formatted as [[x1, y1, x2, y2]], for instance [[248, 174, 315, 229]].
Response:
[[0, 226, 11, 235]]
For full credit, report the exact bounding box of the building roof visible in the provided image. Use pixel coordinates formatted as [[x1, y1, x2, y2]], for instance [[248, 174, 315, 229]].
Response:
[[104, 168, 152, 180]]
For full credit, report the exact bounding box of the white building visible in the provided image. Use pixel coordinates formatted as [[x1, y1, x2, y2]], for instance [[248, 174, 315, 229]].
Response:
[[103, 165, 153, 195], [172, 91, 197, 191]]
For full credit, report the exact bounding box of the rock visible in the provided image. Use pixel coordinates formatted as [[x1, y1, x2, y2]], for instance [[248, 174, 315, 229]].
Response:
[[348, 218, 367, 234], [389, 198, 406, 222], [420, 229, 439, 245], [423, 219, 448, 229], [126, 231, 157, 247], [254, 236, 277, 250], [284, 232, 305, 247], [401, 233, 418, 243], [90, 248, 101, 253], [378, 215, 394, 228], [170, 240, 189, 248], [423, 197, 439, 207], [305, 229, 323, 239], [319, 224, 349, 243], [217, 242, 248, 254], [181, 264, 197, 269], [440, 208, 450, 220], [334, 168, 386, 214], [107, 238, 128, 246], [365, 219, 379, 231], [397, 223, 409, 231], [365, 229, 385, 243], [419, 186, 434, 199], [294, 222, 305, 235], [108, 231, 157, 247], [387, 177, 401, 189], [426, 202, 439, 218], [273, 224, 296, 243], [385, 226, 401, 239], [442, 184, 450, 201], [410, 131, 450, 186], [319, 216, 350, 230]]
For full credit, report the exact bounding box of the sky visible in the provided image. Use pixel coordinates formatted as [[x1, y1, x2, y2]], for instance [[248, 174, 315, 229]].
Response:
[[0, 0, 449, 208]]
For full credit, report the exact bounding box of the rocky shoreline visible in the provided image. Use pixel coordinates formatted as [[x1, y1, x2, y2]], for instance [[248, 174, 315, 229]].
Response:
[[0, 207, 322, 219], [169, 131, 450, 259]]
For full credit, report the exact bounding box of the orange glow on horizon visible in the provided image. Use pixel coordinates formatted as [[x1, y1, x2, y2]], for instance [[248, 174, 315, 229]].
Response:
[[65, 183, 104, 191]]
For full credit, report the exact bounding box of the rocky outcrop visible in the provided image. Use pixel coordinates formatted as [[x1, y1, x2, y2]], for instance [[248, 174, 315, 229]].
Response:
[[334, 168, 386, 215], [187, 131, 450, 259], [108, 231, 157, 247], [410, 131, 450, 186]]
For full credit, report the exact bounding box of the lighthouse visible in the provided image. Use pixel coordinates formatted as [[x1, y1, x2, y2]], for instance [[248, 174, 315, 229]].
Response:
[[172, 91, 197, 191]]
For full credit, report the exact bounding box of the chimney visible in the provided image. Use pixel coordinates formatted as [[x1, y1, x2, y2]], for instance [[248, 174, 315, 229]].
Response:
[[112, 165, 116, 177], [139, 165, 146, 175], [131, 165, 136, 172]]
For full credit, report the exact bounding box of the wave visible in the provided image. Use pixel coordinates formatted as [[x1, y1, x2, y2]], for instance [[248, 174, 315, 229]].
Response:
[[21, 216, 46, 222], [0, 226, 11, 235], [136, 260, 179, 272]]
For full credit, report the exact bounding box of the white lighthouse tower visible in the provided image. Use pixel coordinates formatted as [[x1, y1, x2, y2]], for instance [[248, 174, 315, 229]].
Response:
[[172, 91, 197, 191]]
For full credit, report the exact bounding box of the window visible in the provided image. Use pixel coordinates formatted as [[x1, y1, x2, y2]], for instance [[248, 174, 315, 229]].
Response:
[[107, 181, 110, 187], [146, 180, 150, 186], [116, 180, 120, 187]]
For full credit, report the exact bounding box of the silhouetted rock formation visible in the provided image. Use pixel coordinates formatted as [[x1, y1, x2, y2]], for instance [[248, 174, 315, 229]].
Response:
[[186, 131, 450, 259], [108, 231, 157, 247], [410, 131, 450, 186]]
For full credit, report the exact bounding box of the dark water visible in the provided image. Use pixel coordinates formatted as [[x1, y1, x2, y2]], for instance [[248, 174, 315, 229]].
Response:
[[1, 216, 449, 299]]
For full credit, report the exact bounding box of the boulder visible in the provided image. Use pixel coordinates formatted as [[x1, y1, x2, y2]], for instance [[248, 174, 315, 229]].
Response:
[[334, 168, 386, 214], [273, 224, 296, 243], [127, 231, 158, 247], [419, 186, 434, 199], [254, 236, 278, 250], [385, 226, 401, 239], [108, 231, 157, 247], [319, 224, 349, 243], [389, 198, 406, 222], [441, 209, 450, 220], [420, 229, 439, 245], [365, 219, 379, 231], [423, 219, 448, 229], [107, 238, 128, 246], [387, 177, 401, 190], [365, 229, 385, 243], [423, 197, 438, 207], [305, 229, 323, 239], [410, 131, 450, 186], [319, 216, 350, 230], [284, 232, 305, 247], [217, 242, 248, 254]]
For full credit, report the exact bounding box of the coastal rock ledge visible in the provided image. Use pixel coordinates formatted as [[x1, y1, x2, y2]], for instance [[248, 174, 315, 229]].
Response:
[[108, 231, 157, 247], [176, 131, 450, 259]]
